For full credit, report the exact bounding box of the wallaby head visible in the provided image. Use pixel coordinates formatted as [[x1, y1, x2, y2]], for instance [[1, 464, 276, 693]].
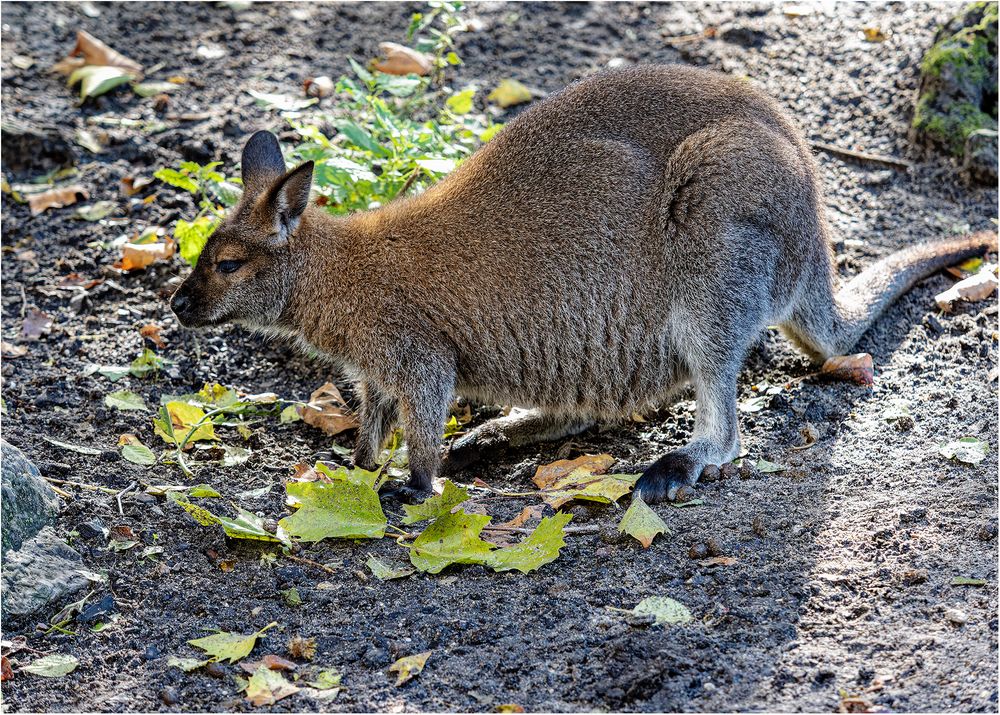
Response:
[[170, 131, 313, 329]]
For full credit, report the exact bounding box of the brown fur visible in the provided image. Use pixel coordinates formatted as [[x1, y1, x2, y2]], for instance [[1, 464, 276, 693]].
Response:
[[171, 65, 998, 503]]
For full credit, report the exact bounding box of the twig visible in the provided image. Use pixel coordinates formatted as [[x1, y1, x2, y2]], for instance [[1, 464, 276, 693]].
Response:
[[396, 168, 422, 199], [116, 482, 137, 516], [810, 141, 913, 170], [46, 483, 73, 499], [283, 553, 338, 575], [42, 477, 118, 495], [165, 112, 213, 122], [19, 284, 27, 319]]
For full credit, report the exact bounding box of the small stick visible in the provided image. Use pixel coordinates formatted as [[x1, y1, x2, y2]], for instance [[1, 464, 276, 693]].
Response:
[[396, 168, 422, 199], [19, 284, 27, 319], [46, 483, 73, 499], [283, 553, 338, 575], [116, 482, 137, 516], [810, 140, 913, 170], [42, 477, 118, 495]]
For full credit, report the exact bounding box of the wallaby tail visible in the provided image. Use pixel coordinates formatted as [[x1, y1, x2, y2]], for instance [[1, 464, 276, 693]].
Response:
[[784, 230, 998, 361]]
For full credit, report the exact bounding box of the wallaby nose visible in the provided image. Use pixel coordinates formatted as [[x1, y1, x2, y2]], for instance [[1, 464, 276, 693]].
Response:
[[171, 292, 190, 315]]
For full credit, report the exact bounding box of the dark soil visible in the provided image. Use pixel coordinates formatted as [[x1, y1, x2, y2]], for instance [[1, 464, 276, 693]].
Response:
[[1, 2, 997, 712]]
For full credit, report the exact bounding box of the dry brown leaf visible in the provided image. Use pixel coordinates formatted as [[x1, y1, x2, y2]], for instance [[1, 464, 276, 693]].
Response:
[[21, 307, 53, 341], [501, 504, 546, 528], [53, 30, 143, 76], [373, 42, 432, 76], [139, 322, 166, 348], [1, 341, 28, 358], [935, 270, 998, 312], [298, 382, 359, 436], [262, 654, 297, 672], [114, 238, 176, 271], [699, 556, 738, 567], [0, 655, 12, 682], [821, 353, 874, 386], [533, 453, 616, 489], [27, 185, 89, 215], [120, 175, 153, 196], [303, 75, 334, 98], [219, 559, 235, 572]]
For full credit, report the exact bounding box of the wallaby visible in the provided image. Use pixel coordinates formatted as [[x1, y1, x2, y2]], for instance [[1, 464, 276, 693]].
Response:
[[170, 65, 997, 503]]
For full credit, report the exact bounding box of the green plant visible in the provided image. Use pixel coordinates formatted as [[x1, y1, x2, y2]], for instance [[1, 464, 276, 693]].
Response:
[[153, 161, 241, 265]]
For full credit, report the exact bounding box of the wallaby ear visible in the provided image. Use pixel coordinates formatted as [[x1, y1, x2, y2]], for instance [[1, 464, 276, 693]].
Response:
[[241, 130, 286, 195], [265, 161, 314, 245]]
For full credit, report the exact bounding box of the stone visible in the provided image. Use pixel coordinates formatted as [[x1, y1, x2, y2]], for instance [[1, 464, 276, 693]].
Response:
[[910, 2, 998, 185], [2, 440, 60, 555], [76, 518, 108, 541], [1, 526, 90, 622]]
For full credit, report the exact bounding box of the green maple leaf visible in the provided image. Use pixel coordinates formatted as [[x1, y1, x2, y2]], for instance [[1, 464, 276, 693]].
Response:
[[188, 622, 277, 663], [401, 480, 469, 525], [539, 468, 638, 508], [244, 664, 300, 706], [171, 495, 289, 546], [366, 556, 416, 581], [618, 497, 670, 548], [488, 513, 573, 573], [409, 510, 493, 574], [279, 480, 387, 541], [629, 596, 692, 626]]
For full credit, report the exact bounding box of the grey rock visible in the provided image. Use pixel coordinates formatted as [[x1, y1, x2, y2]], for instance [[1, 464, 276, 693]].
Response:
[[1, 526, 90, 622], [2, 440, 60, 555], [962, 129, 998, 185]]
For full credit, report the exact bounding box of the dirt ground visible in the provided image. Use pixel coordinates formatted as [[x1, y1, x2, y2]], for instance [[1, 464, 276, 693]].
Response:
[[1, 1, 997, 712]]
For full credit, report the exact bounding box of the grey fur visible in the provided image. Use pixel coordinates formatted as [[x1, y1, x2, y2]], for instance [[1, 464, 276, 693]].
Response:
[[170, 65, 998, 503]]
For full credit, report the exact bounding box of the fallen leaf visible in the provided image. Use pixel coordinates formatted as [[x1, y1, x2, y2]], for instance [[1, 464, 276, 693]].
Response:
[[951, 577, 986, 586], [154, 401, 217, 445], [754, 458, 786, 473], [821, 353, 874, 386], [1, 341, 27, 358], [279, 479, 387, 541], [54, 30, 143, 76], [132, 80, 179, 98], [262, 654, 297, 671], [287, 636, 316, 661], [247, 90, 318, 112], [281, 588, 302, 607], [21, 653, 78, 677], [618, 497, 669, 548], [374, 42, 432, 76], [73, 200, 115, 221], [628, 596, 692, 626], [488, 513, 573, 573], [699, 556, 738, 567], [401, 480, 469, 524], [388, 651, 431, 686], [245, 664, 300, 706], [167, 656, 209, 672], [935, 270, 998, 312], [495, 705, 525, 713], [118, 434, 156, 465], [173, 496, 289, 545], [139, 323, 166, 348], [500, 504, 546, 528], [120, 175, 153, 196], [938, 437, 989, 465], [1, 655, 12, 682], [538, 468, 638, 509], [28, 185, 89, 215], [42, 437, 102, 455], [533, 453, 616, 489], [487, 78, 533, 108], [861, 26, 887, 42], [188, 622, 277, 664], [409, 510, 494, 574], [21, 307, 52, 340], [114, 237, 176, 271], [303, 668, 341, 698], [366, 556, 416, 581], [298, 382, 358, 436], [105, 390, 148, 412], [68, 65, 135, 100]]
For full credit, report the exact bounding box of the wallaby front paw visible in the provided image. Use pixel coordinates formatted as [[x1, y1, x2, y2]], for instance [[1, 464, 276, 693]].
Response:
[[633, 452, 700, 504], [380, 481, 434, 505], [443, 427, 509, 474]]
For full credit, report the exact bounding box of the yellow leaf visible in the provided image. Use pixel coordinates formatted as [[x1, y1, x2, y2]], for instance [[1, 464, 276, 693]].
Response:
[[487, 79, 532, 108], [389, 651, 431, 686], [533, 453, 616, 489]]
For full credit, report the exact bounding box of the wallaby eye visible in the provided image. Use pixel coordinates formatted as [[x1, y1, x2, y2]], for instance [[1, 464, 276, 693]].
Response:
[[217, 260, 244, 274]]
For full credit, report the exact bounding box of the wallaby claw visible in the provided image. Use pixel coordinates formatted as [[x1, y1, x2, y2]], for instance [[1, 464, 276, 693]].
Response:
[[633, 452, 700, 504]]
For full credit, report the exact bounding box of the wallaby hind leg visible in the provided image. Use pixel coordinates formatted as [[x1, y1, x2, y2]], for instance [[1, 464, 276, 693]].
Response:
[[634, 363, 741, 503], [444, 408, 595, 473]]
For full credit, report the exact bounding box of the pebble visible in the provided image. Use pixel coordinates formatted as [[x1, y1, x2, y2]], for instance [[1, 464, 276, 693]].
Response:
[[205, 662, 226, 678], [720, 463, 739, 480], [945, 607, 969, 625], [700, 465, 720, 483], [158, 687, 179, 706], [688, 542, 710, 559], [142, 644, 162, 661], [703, 681, 717, 692], [705, 537, 724, 556], [76, 518, 107, 541]]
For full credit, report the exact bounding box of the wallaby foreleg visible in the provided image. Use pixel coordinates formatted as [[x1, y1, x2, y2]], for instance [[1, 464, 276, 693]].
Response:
[[445, 408, 594, 473], [352, 381, 400, 471]]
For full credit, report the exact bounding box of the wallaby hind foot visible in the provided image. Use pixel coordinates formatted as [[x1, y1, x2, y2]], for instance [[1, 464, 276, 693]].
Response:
[[444, 408, 594, 474]]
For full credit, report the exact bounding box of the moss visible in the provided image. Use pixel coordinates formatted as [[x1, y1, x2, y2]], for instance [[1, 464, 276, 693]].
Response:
[[914, 93, 996, 155], [920, 3, 996, 82]]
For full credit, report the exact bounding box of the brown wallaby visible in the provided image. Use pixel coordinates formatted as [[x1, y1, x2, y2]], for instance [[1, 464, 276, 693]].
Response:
[[170, 65, 997, 504]]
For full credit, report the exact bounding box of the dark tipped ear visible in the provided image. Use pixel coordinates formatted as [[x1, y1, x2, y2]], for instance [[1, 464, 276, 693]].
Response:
[[266, 161, 314, 245], [241, 131, 286, 195]]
